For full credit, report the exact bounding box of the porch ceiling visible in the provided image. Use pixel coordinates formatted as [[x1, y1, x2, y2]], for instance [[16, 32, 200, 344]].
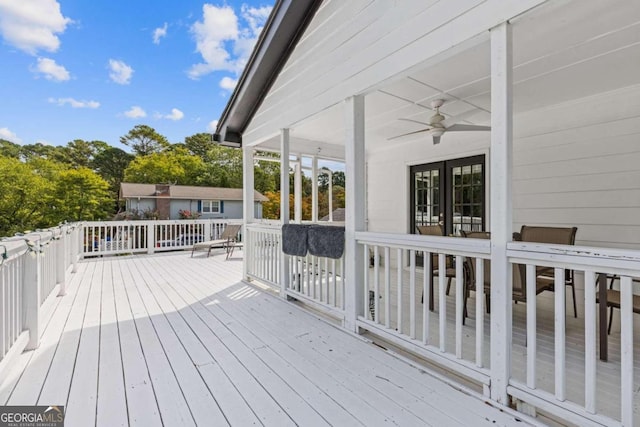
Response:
[[265, 0, 640, 156]]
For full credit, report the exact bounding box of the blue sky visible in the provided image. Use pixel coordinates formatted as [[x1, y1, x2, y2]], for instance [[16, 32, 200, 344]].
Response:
[[0, 0, 273, 148]]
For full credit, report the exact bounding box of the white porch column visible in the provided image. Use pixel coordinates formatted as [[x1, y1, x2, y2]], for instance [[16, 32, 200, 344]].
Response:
[[280, 129, 291, 298], [311, 156, 318, 222], [489, 21, 513, 405], [344, 95, 366, 333], [242, 146, 255, 280], [294, 156, 302, 222]]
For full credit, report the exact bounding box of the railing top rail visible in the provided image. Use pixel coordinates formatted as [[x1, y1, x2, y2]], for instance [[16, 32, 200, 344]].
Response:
[[0, 239, 30, 260], [355, 231, 491, 257], [82, 219, 234, 227], [508, 241, 640, 276], [246, 222, 282, 231]]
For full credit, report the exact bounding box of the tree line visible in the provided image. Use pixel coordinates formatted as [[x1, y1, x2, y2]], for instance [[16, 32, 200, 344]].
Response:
[[0, 125, 345, 236]]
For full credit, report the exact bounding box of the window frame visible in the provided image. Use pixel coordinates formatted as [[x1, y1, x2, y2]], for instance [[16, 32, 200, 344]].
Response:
[[201, 200, 221, 214]]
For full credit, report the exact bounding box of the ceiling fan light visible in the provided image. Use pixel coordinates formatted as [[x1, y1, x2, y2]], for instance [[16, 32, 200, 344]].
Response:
[[431, 128, 445, 137]]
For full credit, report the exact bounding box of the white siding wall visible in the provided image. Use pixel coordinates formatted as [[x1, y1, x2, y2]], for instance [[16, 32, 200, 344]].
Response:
[[367, 84, 640, 250], [244, 0, 547, 145]]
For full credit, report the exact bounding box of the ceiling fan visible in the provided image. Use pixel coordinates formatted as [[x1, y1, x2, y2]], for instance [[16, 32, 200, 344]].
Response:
[[389, 99, 491, 144]]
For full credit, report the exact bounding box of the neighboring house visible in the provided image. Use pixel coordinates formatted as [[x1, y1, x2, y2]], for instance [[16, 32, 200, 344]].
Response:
[[213, 1, 640, 426], [119, 183, 268, 220]]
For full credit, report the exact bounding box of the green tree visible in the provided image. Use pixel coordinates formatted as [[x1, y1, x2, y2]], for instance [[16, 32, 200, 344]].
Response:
[[0, 139, 21, 158], [92, 147, 134, 188], [119, 125, 170, 156], [59, 139, 110, 168], [199, 144, 243, 187], [123, 148, 206, 185], [185, 132, 215, 158], [0, 156, 52, 235], [19, 142, 66, 163], [50, 168, 112, 222]]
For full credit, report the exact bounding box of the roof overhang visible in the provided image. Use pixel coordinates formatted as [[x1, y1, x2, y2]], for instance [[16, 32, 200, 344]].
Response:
[[213, 0, 323, 147]]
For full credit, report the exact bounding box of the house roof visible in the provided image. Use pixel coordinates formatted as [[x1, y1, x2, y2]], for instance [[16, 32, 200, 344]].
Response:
[[119, 183, 268, 202], [213, 0, 323, 146]]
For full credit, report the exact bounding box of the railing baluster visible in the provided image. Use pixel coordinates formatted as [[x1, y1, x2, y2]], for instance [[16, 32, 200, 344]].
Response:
[[384, 247, 390, 329], [423, 250, 430, 344], [331, 259, 337, 308], [409, 250, 416, 339], [397, 248, 403, 334], [620, 275, 633, 426], [455, 255, 463, 359], [475, 256, 484, 367], [374, 246, 379, 323], [439, 253, 446, 352], [554, 267, 566, 401], [584, 270, 596, 414], [526, 264, 536, 388], [364, 245, 369, 319]]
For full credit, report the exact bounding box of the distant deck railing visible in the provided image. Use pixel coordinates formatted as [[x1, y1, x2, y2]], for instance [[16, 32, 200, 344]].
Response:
[[81, 219, 238, 257], [0, 224, 81, 379]]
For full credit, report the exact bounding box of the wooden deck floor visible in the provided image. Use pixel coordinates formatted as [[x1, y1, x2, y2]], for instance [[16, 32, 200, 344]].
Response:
[[0, 251, 529, 426]]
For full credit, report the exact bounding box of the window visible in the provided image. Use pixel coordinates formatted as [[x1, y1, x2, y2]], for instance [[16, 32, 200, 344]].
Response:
[[201, 200, 220, 214], [410, 155, 485, 236]]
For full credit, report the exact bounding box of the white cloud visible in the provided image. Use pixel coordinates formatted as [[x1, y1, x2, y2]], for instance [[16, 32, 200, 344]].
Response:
[[207, 120, 218, 132], [155, 108, 184, 121], [188, 3, 272, 80], [0, 0, 71, 55], [153, 22, 168, 44], [108, 59, 133, 85], [219, 76, 237, 91], [0, 127, 22, 144], [124, 106, 146, 118], [33, 57, 70, 81], [165, 108, 184, 121], [48, 97, 99, 108]]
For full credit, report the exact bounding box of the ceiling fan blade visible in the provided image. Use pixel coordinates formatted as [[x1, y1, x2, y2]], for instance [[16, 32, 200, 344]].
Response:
[[446, 124, 491, 132], [387, 128, 431, 141], [432, 135, 441, 145], [398, 118, 433, 127], [441, 109, 480, 128]]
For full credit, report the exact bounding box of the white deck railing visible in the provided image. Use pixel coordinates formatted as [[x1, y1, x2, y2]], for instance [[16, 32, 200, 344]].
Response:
[[355, 231, 492, 388], [81, 219, 234, 257], [245, 222, 346, 317], [0, 224, 81, 379], [508, 242, 640, 427], [245, 223, 281, 288]]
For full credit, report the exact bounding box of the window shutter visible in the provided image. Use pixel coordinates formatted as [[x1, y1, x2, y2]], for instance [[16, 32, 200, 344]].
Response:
[[220, 201, 224, 213], [197, 200, 202, 212]]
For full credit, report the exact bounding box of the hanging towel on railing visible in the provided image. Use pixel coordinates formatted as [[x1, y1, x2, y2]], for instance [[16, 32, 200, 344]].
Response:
[[308, 225, 345, 259], [281, 224, 309, 256]]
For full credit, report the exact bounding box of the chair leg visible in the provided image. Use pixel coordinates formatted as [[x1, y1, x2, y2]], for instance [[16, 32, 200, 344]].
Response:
[[446, 277, 452, 295], [570, 283, 577, 318], [608, 307, 614, 335]]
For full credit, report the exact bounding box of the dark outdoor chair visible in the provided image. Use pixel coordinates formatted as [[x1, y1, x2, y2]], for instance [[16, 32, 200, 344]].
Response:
[[417, 225, 456, 297], [461, 226, 578, 318], [514, 225, 578, 318]]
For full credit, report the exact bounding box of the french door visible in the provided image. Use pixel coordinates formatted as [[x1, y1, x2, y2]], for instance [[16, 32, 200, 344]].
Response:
[[410, 154, 485, 236]]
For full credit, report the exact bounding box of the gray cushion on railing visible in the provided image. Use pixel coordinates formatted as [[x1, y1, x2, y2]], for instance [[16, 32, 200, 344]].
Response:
[[281, 224, 309, 256], [308, 225, 345, 259]]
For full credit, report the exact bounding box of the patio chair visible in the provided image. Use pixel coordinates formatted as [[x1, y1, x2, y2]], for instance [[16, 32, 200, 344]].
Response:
[[514, 225, 578, 317], [597, 275, 640, 334], [461, 229, 571, 317], [417, 225, 456, 292], [191, 224, 242, 259]]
